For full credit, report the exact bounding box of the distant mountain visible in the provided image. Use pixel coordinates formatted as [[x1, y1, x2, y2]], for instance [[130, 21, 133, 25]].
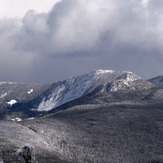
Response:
[[0, 69, 158, 120], [37, 70, 153, 111], [148, 75, 163, 85]]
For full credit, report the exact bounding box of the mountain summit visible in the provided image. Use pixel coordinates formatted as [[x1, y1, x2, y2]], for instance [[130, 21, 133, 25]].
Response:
[[37, 69, 154, 111]]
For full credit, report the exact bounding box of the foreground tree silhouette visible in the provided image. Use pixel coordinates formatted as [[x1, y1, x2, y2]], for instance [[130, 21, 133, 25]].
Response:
[[17, 143, 37, 163]]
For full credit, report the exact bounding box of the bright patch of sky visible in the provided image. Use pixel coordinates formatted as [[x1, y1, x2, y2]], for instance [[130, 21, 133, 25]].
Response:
[[142, 0, 149, 6], [0, 0, 61, 18]]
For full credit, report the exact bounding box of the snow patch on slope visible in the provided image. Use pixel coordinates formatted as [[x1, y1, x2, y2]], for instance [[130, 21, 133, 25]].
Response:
[[0, 93, 7, 98], [38, 85, 65, 111], [7, 99, 17, 106], [11, 117, 22, 122], [27, 89, 33, 94], [0, 81, 16, 85]]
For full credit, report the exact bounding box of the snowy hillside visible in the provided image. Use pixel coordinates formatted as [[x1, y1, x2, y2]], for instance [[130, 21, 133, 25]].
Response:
[[0, 69, 155, 117], [0, 82, 51, 120], [0, 71, 162, 163], [37, 69, 145, 111]]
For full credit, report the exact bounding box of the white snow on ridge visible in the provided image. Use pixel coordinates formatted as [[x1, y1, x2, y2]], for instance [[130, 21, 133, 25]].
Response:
[[0, 81, 16, 85], [27, 117, 35, 120], [7, 99, 17, 106], [118, 72, 141, 82], [27, 89, 33, 94], [0, 93, 7, 98], [108, 72, 141, 92], [11, 117, 22, 122]]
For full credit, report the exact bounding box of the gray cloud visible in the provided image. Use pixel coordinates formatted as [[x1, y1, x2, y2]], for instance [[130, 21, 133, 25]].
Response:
[[0, 0, 163, 83]]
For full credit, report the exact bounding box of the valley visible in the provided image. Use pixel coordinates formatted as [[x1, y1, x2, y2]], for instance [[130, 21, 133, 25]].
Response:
[[0, 70, 162, 163]]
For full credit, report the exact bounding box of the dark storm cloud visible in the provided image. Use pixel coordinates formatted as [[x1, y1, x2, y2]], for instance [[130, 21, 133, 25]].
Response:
[[0, 0, 163, 83]]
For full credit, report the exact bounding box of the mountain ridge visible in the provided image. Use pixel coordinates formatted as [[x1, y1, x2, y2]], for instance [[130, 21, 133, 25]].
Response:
[[148, 75, 163, 85], [0, 69, 160, 120]]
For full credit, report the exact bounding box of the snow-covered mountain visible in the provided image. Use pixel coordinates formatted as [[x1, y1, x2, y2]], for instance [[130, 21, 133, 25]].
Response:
[[0, 69, 155, 118], [37, 69, 153, 111], [0, 70, 162, 163], [0, 70, 163, 163], [148, 76, 163, 85]]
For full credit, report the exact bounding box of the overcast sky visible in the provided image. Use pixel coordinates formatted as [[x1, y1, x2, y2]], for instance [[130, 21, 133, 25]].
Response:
[[0, 0, 163, 83]]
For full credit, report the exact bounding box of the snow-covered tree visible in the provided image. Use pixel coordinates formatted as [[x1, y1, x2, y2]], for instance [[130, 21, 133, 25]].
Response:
[[17, 143, 37, 163], [0, 158, 4, 163]]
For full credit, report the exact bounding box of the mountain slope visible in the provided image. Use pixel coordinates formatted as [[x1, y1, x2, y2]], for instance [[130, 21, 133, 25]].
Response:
[[0, 82, 52, 120], [0, 82, 50, 109], [20, 102, 163, 163], [0, 70, 162, 163], [37, 70, 153, 112], [0, 69, 156, 120], [0, 121, 72, 163], [148, 75, 163, 85], [21, 82, 163, 163]]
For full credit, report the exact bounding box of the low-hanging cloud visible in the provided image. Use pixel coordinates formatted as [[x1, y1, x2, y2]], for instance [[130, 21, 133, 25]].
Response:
[[0, 0, 163, 83]]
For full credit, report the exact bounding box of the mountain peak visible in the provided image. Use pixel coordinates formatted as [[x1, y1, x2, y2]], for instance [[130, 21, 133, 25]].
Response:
[[116, 71, 141, 82], [37, 69, 144, 111]]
